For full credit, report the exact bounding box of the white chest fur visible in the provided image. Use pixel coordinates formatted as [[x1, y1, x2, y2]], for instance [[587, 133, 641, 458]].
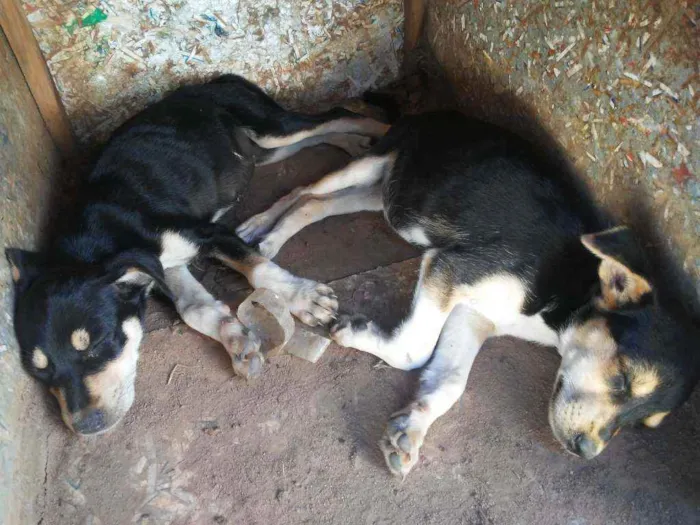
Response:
[[160, 231, 199, 269], [458, 274, 559, 347]]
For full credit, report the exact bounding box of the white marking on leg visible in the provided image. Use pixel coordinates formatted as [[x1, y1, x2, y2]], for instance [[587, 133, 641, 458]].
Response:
[[236, 154, 392, 243], [256, 133, 372, 166], [247, 260, 338, 326], [249, 118, 390, 148], [258, 186, 383, 258], [164, 265, 263, 377], [380, 305, 494, 477], [160, 231, 199, 269], [332, 250, 450, 370], [164, 265, 231, 340]]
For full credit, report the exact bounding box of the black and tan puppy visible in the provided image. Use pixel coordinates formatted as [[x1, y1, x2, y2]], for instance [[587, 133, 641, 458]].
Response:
[[238, 111, 700, 477], [6, 75, 389, 435]]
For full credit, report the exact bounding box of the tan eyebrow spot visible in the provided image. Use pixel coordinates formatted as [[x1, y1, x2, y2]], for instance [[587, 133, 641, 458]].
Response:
[[644, 411, 669, 428], [630, 367, 660, 397], [32, 348, 48, 369], [71, 328, 90, 351], [10, 264, 20, 282]]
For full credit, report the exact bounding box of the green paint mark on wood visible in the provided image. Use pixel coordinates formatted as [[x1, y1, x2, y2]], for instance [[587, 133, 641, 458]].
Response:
[[81, 8, 108, 27], [64, 19, 79, 35]]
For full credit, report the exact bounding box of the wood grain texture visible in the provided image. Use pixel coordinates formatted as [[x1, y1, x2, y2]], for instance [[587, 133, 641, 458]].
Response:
[[404, 0, 426, 54], [0, 0, 74, 156]]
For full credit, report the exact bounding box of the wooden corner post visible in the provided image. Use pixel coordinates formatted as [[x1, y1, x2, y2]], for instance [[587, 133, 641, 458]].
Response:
[[404, 0, 427, 55], [0, 0, 75, 156]]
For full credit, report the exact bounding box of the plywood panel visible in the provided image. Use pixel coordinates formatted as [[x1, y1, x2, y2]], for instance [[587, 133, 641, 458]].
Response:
[[21, 0, 404, 144], [0, 27, 62, 525], [425, 0, 699, 288]]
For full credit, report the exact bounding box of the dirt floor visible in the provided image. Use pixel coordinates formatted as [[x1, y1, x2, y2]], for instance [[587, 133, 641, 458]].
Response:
[[19, 141, 699, 525]]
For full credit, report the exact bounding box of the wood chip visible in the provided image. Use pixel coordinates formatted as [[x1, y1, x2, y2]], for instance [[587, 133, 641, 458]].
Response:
[[566, 63, 583, 78], [638, 151, 663, 168]]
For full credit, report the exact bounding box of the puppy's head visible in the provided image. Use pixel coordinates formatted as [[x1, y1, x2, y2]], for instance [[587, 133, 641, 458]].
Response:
[[550, 227, 700, 458], [6, 248, 169, 435]]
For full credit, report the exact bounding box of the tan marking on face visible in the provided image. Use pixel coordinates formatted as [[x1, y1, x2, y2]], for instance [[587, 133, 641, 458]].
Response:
[[10, 264, 20, 282], [83, 317, 141, 418], [32, 347, 48, 369], [629, 365, 660, 398], [551, 318, 622, 454], [49, 387, 75, 431], [569, 318, 618, 362], [643, 411, 669, 428], [71, 328, 90, 351]]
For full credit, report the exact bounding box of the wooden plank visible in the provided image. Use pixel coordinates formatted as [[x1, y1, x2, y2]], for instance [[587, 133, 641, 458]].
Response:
[[0, 0, 74, 156], [404, 0, 426, 54]]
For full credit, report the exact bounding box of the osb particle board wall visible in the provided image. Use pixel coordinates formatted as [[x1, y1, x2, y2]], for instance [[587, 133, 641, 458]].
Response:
[[425, 0, 699, 289], [0, 27, 62, 525], [22, 0, 403, 144]]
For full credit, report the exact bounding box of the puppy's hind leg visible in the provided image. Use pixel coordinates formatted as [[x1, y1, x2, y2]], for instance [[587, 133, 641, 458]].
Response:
[[380, 305, 494, 478], [257, 185, 383, 258], [255, 133, 374, 166], [164, 265, 264, 379], [247, 109, 390, 150], [237, 153, 393, 244]]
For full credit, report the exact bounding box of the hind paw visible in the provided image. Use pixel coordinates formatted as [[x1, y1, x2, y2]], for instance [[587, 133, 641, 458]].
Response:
[[379, 409, 429, 479]]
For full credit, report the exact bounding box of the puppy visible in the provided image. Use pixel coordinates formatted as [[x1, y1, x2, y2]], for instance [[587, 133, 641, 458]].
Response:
[[6, 75, 389, 435], [238, 111, 700, 477]]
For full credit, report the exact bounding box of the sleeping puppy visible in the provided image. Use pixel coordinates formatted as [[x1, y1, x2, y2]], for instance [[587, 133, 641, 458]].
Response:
[[6, 75, 389, 435], [237, 111, 700, 477]]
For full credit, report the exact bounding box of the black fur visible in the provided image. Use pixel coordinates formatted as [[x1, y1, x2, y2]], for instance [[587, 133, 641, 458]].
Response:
[[376, 111, 606, 328], [377, 111, 699, 421], [6, 75, 369, 432]]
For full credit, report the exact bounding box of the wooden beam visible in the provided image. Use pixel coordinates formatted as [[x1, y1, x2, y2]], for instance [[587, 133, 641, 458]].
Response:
[[0, 0, 74, 156], [404, 0, 426, 55]]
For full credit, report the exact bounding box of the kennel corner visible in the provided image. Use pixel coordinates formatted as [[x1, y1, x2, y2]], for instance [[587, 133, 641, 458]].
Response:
[[0, 0, 698, 522]]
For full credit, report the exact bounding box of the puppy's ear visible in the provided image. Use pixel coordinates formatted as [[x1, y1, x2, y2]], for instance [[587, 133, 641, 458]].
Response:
[[581, 226, 652, 311], [103, 250, 173, 301], [5, 248, 45, 293]]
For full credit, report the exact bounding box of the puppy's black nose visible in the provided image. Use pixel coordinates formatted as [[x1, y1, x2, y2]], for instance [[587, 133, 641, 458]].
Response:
[[73, 409, 106, 434], [569, 433, 597, 459]]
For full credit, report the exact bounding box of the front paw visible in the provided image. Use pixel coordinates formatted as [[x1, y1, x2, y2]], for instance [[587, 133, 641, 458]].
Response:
[[288, 281, 338, 327], [379, 409, 428, 479], [219, 318, 264, 379]]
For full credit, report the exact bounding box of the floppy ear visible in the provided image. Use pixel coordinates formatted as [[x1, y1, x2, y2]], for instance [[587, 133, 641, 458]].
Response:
[[5, 248, 46, 292], [103, 250, 173, 301], [581, 226, 652, 310]]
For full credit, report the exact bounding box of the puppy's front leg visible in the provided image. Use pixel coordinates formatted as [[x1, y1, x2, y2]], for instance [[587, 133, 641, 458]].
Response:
[[330, 249, 451, 370], [212, 237, 338, 327], [380, 306, 493, 478], [164, 265, 263, 379]]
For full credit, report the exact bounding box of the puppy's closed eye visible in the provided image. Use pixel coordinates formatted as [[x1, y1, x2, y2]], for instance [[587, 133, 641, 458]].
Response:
[[610, 374, 628, 393]]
